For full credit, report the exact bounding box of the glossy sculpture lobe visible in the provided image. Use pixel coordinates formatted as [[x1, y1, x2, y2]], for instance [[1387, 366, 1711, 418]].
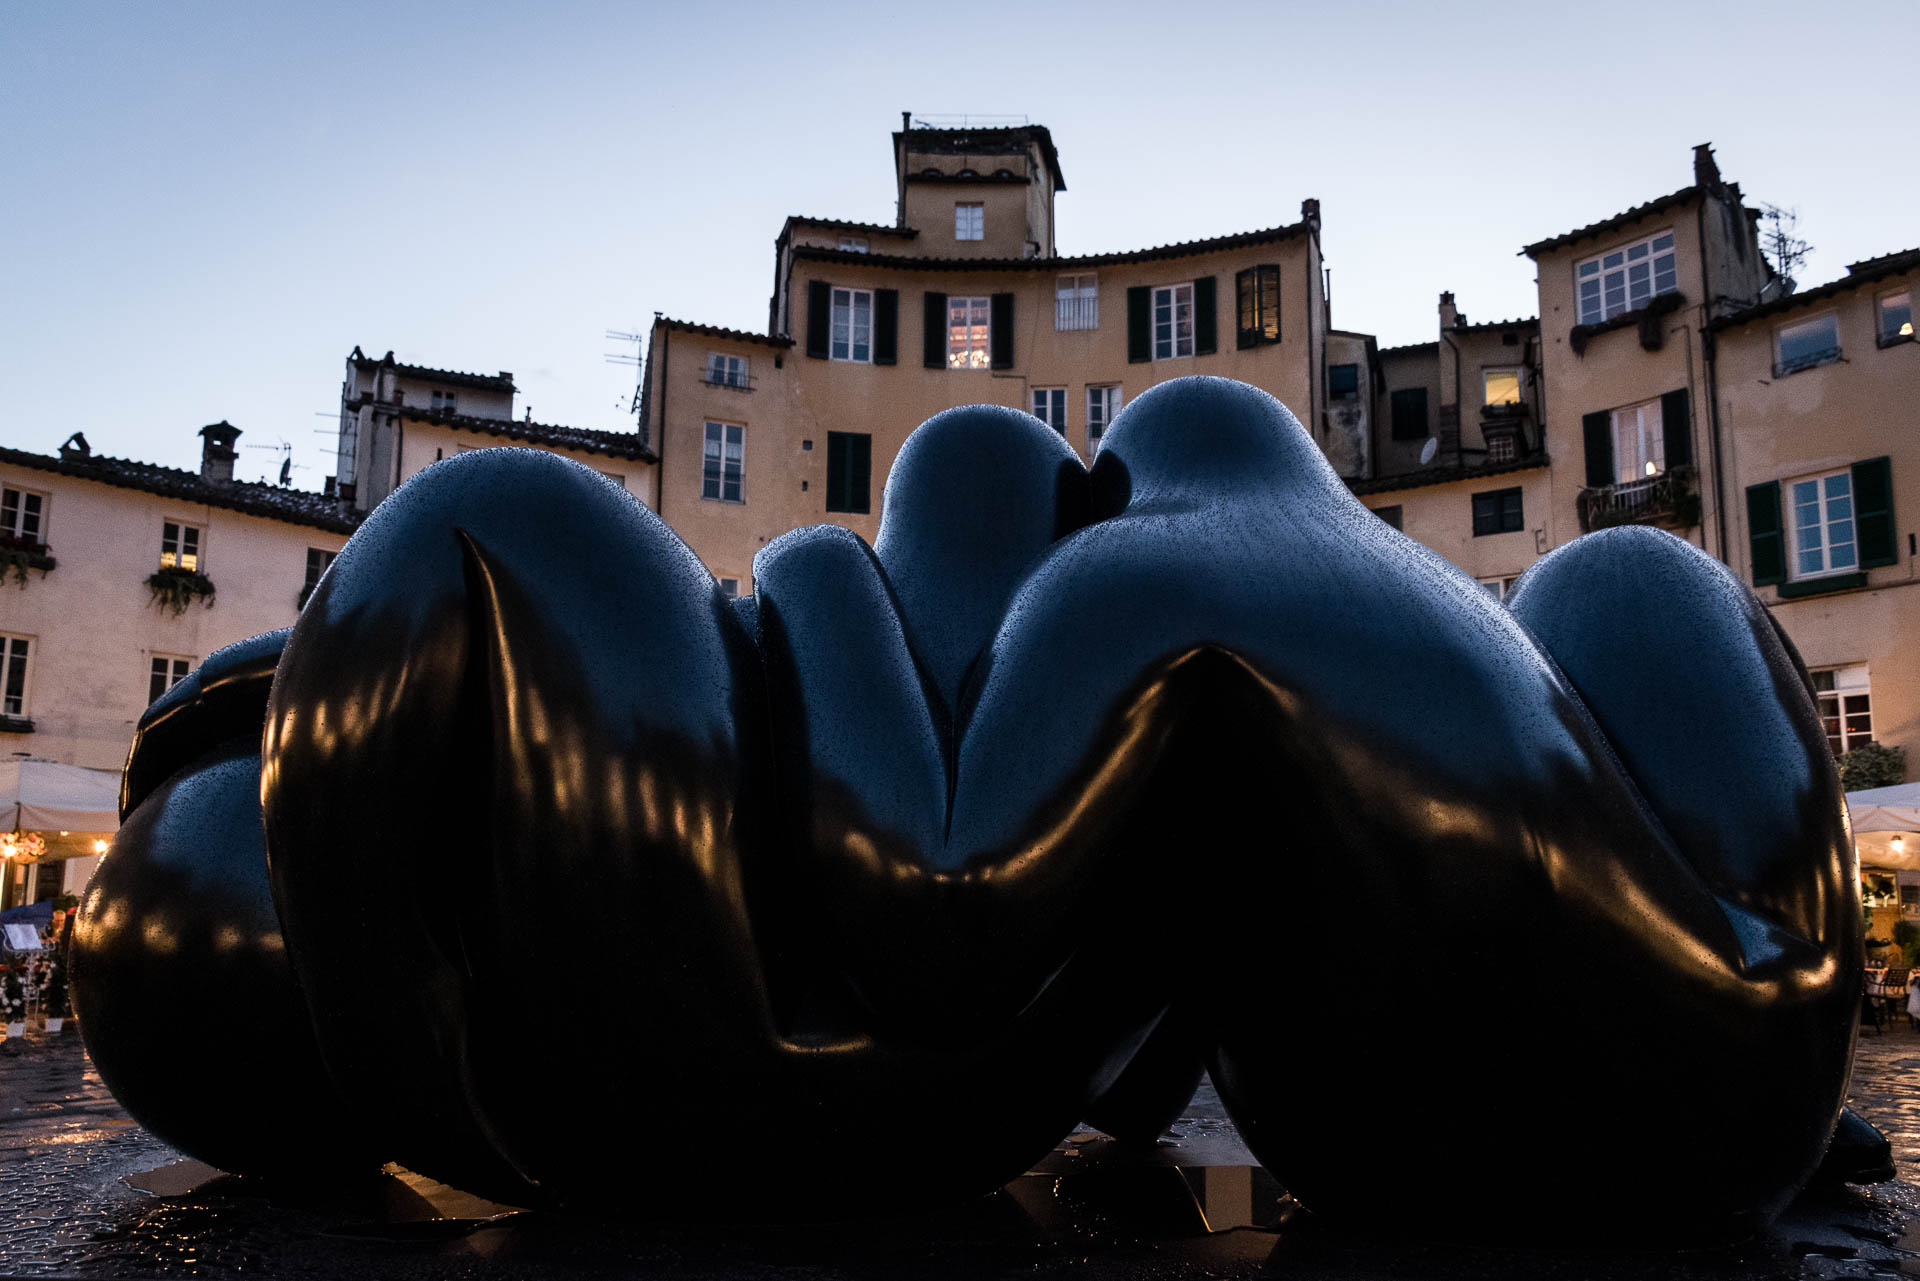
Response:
[[74, 376, 1859, 1238]]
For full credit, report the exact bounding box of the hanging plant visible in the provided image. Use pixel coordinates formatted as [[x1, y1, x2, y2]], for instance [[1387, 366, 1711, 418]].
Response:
[[147, 567, 216, 616], [0, 534, 54, 587]]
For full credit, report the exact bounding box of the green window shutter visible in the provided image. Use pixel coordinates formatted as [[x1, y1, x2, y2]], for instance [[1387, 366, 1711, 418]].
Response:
[[1747, 481, 1785, 586], [1127, 286, 1150, 363], [1390, 387, 1428, 441], [1235, 268, 1256, 349], [990, 293, 1014, 369], [826, 433, 848, 510], [1853, 455, 1897, 568], [850, 433, 872, 515], [873, 289, 898, 366], [922, 292, 947, 369], [1582, 411, 1613, 488], [1659, 388, 1693, 468], [806, 281, 831, 359], [1193, 276, 1217, 355]]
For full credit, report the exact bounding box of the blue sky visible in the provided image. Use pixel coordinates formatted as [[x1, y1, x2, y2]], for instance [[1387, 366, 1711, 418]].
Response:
[[4, 0, 1912, 483]]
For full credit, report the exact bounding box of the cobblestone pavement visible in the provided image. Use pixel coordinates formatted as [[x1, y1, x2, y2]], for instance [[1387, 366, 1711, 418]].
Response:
[[2, 1025, 1919, 1280]]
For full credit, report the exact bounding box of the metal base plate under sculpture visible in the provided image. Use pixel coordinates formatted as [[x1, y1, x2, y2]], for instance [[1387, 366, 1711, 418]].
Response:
[[72, 377, 1862, 1239]]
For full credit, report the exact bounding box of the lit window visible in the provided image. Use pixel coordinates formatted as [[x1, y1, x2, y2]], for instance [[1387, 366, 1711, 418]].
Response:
[[1055, 274, 1098, 331], [947, 296, 991, 369], [706, 353, 749, 387], [830, 288, 873, 363], [1153, 283, 1195, 360], [1483, 369, 1522, 406], [1811, 665, 1873, 755], [1087, 385, 1122, 454], [160, 522, 202, 572], [1576, 230, 1678, 324], [148, 654, 193, 705], [702, 422, 745, 503], [837, 235, 869, 253], [1610, 399, 1665, 484], [1879, 292, 1913, 345], [1789, 469, 1856, 578], [1, 487, 46, 546], [1031, 388, 1067, 435], [1472, 487, 1524, 536], [954, 203, 984, 241], [1776, 313, 1840, 375], [1235, 265, 1281, 347], [0, 634, 30, 718]]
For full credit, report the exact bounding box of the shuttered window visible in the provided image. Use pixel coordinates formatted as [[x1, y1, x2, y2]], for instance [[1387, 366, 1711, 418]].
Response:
[[1390, 388, 1428, 441], [1235, 265, 1281, 348], [825, 432, 871, 514], [1471, 487, 1524, 536]]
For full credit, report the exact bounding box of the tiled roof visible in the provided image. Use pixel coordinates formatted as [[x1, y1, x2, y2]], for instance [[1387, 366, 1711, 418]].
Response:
[[783, 216, 919, 239], [0, 444, 360, 533], [898, 123, 1065, 191], [348, 347, 516, 393], [1522, 187, 1698, 258], [1452, 317, 1539, 334], [1377, 340, 1439, 357], [790, 219, 1313, 274], [653, 316, 794, 349], [398, 408, 657, 463], [1711, 249, 1920, 331], [1348, 455, 1551, 497]]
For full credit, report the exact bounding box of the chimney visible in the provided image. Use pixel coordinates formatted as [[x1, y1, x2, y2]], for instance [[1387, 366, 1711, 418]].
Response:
[[198, 421, 241, 485], [1300, 197, 1321, 230], [59, 431, 90, 461], [1439, 291, 1460, 331], [1693, 143, 1722, 190]]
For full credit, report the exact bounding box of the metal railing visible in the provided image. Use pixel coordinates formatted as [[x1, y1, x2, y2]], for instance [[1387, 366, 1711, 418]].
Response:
[[1055, 297, 1098, 331], [701, 371, 755, 392], [1577, 465, 1700, 533]]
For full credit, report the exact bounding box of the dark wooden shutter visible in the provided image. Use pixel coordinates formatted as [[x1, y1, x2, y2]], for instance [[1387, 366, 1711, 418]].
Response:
[[1582, 411, 1613, 488], [923, 292, 947, 369], [1854, 455, 1897, 568], [1236, 268, 1257, 349], [1193, 276, 1217, 355], [1127, 286, 1150, 363], [850, 433, 872, 515], [1746, 481, 1785, 586], [1660, 388, 1692, 468], [806, 281, 831, 359], [826, 433, 848, 510], [873, 289, 898, 366], [990, 293, 1014, 370]]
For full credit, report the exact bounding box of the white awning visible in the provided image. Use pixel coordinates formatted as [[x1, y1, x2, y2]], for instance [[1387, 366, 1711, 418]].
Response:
[[0, 760, 121, 836], [1849, 783, 1920, 871]]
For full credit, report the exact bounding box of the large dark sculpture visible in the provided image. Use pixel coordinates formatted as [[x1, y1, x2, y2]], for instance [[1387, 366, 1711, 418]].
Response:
[[73, 377, 1861, 1238]]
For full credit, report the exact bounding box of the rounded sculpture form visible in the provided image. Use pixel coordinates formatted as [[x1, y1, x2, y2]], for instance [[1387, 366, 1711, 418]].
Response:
[[73, 377, 1859, 1237]]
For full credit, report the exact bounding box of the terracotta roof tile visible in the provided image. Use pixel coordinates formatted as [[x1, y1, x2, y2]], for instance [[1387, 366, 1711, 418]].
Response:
[[1522, 187, 1698, 258], [791, 219, 1313, 274], [1348, 455, 1552, 497], [0, 445, 360, 533], [398, 408, 657, 462]]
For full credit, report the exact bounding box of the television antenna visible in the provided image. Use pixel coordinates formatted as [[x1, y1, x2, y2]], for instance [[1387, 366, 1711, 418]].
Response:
[[606, 326, 645, 417], [245, 437, 309, 487]]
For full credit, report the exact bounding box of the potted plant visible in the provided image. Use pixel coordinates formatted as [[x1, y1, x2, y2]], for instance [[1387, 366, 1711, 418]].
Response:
[[41, 954, 69, 1033], [1, 965, 24, 1041], [147, 566, 216, 616]]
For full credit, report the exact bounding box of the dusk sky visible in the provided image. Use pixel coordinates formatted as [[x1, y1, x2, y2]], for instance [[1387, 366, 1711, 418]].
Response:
[[5, 1, 1912, 485]]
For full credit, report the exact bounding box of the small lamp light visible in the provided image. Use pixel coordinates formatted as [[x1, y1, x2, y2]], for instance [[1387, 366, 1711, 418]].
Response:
[[1645, 460, 1658, 477]]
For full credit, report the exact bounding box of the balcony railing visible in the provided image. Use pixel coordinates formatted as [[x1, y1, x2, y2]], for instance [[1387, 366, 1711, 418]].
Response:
[[1577, 465, 1701, 533], [701, 371, 756, 391], [1055, 297, 1098, 331]]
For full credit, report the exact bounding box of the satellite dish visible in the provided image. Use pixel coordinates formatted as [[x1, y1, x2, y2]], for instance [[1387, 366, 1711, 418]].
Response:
[[1419, 436, 1439, 465]]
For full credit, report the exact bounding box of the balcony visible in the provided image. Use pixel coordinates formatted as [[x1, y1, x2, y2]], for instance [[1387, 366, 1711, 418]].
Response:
[[1577, 465, 1702, 534], [701, 370, 756, 392]]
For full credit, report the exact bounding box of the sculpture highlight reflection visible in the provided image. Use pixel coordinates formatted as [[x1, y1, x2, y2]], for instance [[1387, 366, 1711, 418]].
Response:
[[73, 377, 1863, 1237]]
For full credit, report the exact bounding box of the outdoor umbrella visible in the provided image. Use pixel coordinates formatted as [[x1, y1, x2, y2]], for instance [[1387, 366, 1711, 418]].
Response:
[[1848, 782, 1920, 872]]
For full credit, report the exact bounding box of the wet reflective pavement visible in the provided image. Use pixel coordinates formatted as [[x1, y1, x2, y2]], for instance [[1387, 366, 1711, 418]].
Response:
[[4, 1027, 1920, 1279]]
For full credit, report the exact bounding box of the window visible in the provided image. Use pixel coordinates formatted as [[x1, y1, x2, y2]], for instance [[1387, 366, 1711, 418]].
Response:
[[1235, 265, 1281, 347], [148, 654, 193, 705], [1881, 291, 1914, 346], [715, 576, 742, 599], [1483, 369, 1522, 406], [1031, 388, 1067, 435], [1472, 487, 1524, 536], [838, 235, 869, 253], [301, 548, 336, 607], [1, 486, 46, 546], [431, 390, 457, 413], [947, 296, 991, 369], [1153, 283, 1195, 359], [1789, 469, 1856, 578], [1372, 505, 1403, 531], [831, 288, 873, 363], [1087, 385, 1122, 454], [1328, 364, 1360, 400], [160, 522, 202, 572], [1389, 388, 1429, 441], [1487, 434, 1518, 464], [705, 353, 749, 388], [1056, 274, 1098, 331], [0, 634, 30, 719], [702, 422, 745, 503], [954, 203, 984, 241], [1811, 665, 1873, 755], [1610, 399, 1665, 484], [1776, 313, 1840, 374], [1477, 576, 1521, 601], [1576, 230, 1678, 324], [825, 432, 871, 514]]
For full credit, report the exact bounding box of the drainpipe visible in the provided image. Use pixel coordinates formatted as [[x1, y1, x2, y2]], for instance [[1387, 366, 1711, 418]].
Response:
[[1440, 328, 1463, 468], [656, 326, 671, 530], [1696, 198, 1729, 563]]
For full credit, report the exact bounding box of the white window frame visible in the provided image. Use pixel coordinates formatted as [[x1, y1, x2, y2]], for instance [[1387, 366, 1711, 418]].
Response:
[[714, 574, 743, 599], [705, 352, 749, 388], [1880, 290, 1913, 345], [1812, 664, 1873, 755], [1152, 283, 1195, 360], [837, 235, 869, 253], [0, 633, 32, 719], [431, 390, 457, 413], [947, 296, 991, 370], [1476, 575, 1521, 601], [160, 521, 203, 572], [1575, 229, 1678, 324], [954, 203, 984, 241], [1788, 468, 1858, 580], [702, 421, 746, 504], [1776, 311, 1841, 375], [1087, 385, 1122, 454], [1055, 274, 1098, 331], [1486, 434, 1518, 464], [830, 287, 873, 363], [1031, 387, 1068, 435], [1, 485, 48, 546], [1483, 368, 1523, 407], [1610, 399, 1666, 484], [148, 653, 194, 706]]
